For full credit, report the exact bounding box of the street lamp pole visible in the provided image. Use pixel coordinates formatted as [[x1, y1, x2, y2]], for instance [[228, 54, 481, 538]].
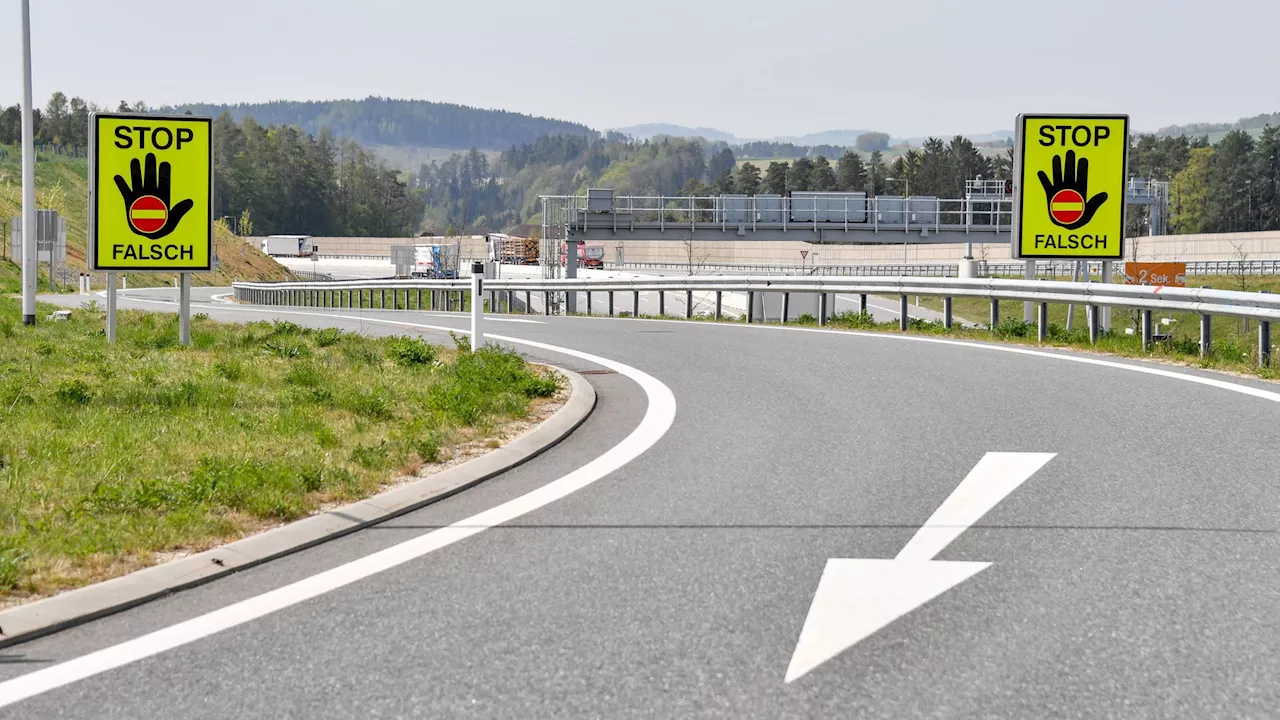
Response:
[[20, 0, 38, 325]]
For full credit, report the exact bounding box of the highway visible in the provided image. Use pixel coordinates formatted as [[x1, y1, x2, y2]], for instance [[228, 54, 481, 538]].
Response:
[[5, 287, 1279, 718]]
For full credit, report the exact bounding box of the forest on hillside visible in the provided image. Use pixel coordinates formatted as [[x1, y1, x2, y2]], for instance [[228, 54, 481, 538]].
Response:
[[0, 92, 421, 237], [166, 98, 595, 151], [411, 134, 1005, 233]]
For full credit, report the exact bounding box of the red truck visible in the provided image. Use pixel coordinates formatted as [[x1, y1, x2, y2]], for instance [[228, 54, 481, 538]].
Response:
[[561, 242, 606, 269]]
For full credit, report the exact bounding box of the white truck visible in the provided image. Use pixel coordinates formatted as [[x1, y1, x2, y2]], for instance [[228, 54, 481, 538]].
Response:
[[261, 235, 312, 257]]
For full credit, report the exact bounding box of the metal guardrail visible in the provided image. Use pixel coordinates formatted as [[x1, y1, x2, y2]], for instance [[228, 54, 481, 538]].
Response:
[[232, 274, 1277, 366]]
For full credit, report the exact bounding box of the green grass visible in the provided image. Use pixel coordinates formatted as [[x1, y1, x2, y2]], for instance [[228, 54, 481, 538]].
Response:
[[0, 296, 560, 599], [914, 273, 1280, 357]]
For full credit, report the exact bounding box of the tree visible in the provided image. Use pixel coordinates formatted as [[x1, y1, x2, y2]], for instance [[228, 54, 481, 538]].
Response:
[[866, 151, 888, 195], [1254, 125, 1280, 230], [948, 135, 990, 193], [787, 157, 815, 194], [1170, 147, 1213, 234], [810, 156, 837, 191], [855, 132, 890, 152], [1207, 130, 1256, 232], [914, 138, 951, 196], [41, 91, 69, 145], [708, 147, 736, 182], [735, 162, 762, 195], [763, 162, 789, 195], [835, 151, 866, 192], [713, 169, 735, 195]]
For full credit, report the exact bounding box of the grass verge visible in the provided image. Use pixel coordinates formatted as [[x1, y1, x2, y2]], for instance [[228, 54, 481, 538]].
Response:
[[605, 305, 1277, 379], [0, 296, 561, 601]]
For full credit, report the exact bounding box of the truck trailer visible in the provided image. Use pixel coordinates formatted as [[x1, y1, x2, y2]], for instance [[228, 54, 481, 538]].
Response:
[[261, 235, 312, 257]]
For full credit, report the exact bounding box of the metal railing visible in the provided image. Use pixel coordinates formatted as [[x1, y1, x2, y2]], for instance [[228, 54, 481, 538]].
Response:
[[545, 193, 1013, 233], [232, 273, 1278, 367]]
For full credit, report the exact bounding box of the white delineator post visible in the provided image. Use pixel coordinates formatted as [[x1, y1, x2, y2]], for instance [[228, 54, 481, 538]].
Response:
[[470, 261, 484, 351], [20, 0, 37, 325]]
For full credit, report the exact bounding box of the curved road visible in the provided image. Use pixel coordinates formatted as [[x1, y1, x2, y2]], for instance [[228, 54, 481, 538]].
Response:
[[6, 288, 1280, 718]]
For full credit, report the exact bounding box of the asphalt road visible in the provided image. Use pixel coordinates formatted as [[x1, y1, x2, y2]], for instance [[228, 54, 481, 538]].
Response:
[[5, 287, 1279, 718]]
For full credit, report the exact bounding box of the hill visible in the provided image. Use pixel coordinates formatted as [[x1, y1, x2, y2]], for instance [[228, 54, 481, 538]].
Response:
[[0, 146, 294, 293], [166, 97, 596, 151], [1155, 111, 1280, 139], [610, 123, 736, 142]]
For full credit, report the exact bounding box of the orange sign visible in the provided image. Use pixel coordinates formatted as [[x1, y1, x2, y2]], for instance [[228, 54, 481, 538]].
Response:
[[1123, 262, 1186, 287]]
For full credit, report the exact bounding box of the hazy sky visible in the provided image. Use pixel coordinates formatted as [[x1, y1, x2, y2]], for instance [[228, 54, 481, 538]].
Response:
[[6, 0, 1278, 138]]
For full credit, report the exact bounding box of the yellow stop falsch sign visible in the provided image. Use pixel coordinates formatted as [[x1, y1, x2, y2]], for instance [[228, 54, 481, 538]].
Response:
[[1013, 114, 1128, 259], [90, 113, 213, 271]]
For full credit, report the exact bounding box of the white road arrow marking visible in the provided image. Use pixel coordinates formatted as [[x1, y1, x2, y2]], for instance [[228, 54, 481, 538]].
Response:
[[785, 452, 1056, 683]]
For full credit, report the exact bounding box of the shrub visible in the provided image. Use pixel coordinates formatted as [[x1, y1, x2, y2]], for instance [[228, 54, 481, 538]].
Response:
[[54, 379, 93, 405], [387, 336, 437, 367], [212, 359, 244, 381], [413, 433, 440, 463], [0, 542, 25, 591], [313, 327, 343, 348], [349, 441, 391, 470], [993, 319, 1032, 338], [285, 363, 324, 388], [795, 313, 817, 325], [829, 311, 876, 328], [262, 341, 309, 359], [344, 387, 393, 419]]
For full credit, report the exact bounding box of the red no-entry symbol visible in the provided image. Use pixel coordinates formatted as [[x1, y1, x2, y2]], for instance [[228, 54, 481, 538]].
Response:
[[129, 195, 168, 234], [1049, 189, 1084, 226]]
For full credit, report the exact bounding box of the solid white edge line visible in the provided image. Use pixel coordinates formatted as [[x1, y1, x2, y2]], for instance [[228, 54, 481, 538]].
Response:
[[0, 309, 676, 710]]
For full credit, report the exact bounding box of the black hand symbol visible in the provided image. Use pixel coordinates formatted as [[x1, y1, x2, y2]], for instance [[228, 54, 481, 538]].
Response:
[[113, 152, 194, 240], [1037, 149, 1108, 231]]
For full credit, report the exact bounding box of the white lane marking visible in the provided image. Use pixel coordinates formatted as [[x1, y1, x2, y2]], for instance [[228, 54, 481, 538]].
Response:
[[786, 452, 1056, 683], [785, 559, 989, 683], [894, 452, 1057, 562], [0, 317, 676, 709]]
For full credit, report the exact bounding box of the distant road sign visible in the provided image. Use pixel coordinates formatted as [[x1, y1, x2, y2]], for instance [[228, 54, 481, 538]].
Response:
[[90, 113, 213, 272], [1013, 114, 1128, 260], [1123, 262, 1186, 287], [800, 250, 809, 260]]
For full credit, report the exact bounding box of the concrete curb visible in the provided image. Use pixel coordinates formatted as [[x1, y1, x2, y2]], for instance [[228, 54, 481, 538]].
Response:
[[0, 366, 596, 648]]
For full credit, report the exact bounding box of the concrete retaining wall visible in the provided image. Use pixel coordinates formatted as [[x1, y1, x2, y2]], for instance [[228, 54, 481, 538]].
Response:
[[605, 231, 1280, 267]]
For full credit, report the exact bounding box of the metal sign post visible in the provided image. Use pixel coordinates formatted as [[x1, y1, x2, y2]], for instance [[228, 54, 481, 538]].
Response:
[[105, 273, 117, 342], [20, 0, 37, 325]]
